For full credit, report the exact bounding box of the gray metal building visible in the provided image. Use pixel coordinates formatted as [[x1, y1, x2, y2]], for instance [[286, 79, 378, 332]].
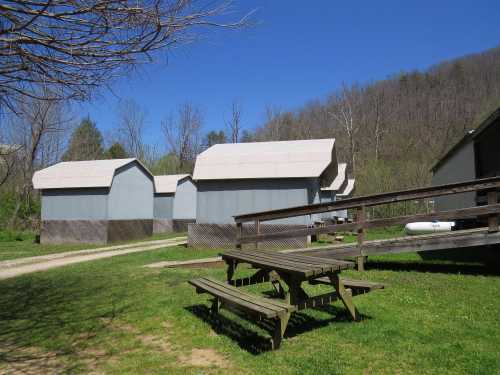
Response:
[[33, 158, 154, 244], [189, 139, 353, 248], [153, 174, 197, 233], [432, 106, 500, 211]]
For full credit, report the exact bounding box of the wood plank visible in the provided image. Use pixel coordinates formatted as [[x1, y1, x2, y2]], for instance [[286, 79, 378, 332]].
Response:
[[487, 191, 499, 232], [356, 206, 366, 272], [234, 176, 500, 223], [189, 279, 279, 318], [237, 250, 354, 272], [193, 277, 296, 312], [309, 277, 385, 295], [224, 251, 341, 278], [295, 227, 500, 259], [221, 252, 315, 277], [294, 291, 341, 310]]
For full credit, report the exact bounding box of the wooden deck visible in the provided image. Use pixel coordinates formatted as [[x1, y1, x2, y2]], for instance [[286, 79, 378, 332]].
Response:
[[290, 227, 500, 259]]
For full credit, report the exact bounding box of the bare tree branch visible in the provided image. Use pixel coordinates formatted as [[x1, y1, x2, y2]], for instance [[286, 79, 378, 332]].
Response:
[[0, 1, 253, 112]]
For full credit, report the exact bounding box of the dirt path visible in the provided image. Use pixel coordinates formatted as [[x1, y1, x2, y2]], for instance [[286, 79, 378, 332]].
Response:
[[0, 237, 186, 281]]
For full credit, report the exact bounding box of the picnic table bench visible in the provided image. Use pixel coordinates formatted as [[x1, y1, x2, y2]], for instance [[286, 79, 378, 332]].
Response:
[[190, 250, 384, 349]]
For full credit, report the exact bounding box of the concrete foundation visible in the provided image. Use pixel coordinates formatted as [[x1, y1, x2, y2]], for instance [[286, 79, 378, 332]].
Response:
[[188, 223, 309, 249], [40, 219, 153, 244], [153, 219, 174, 234], [153, 219, 195, 234]]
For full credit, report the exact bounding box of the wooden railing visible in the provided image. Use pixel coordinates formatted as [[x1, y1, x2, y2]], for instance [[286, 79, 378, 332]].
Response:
[[233, 176, 500, 270]]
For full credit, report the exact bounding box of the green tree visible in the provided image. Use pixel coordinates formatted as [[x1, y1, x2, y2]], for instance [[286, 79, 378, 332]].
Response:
[[204, 130, 227, 148], [105, 143, 128, 159], [150, 153, 180, 175], [63, 117, 104, 161]]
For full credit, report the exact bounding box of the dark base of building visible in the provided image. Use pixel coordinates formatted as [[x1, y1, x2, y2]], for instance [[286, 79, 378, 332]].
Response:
[[188, 223, 310, 249], [153, 219, 195, 234], [40, 219, 153, 244]]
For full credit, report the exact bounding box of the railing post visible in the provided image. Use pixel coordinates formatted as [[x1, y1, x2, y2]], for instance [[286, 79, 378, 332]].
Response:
[[236, 222, 243, 250], [255, 219, 260, 250], [356, 205, 366, 271], [487, 190, 499, 232]]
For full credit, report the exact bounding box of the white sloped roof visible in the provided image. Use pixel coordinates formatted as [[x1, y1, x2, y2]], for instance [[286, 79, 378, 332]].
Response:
[[337, 178, 355, 198], [154, 174, 190, 194], [321, 163, 347, 191], [32, 158, 148, 189], [193, 139, 335, 180]]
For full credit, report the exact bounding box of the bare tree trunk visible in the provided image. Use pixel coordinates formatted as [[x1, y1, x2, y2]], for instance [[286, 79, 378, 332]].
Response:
[[226, 100, 243, 143]]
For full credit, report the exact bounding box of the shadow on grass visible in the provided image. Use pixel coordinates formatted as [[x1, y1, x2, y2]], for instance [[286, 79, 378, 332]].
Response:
[[0, 276, 133, 373], [366, 259, 500, 276], [186, 304, 368, 354]]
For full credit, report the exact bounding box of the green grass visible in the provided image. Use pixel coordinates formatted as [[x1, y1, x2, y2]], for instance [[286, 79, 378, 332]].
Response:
[[0, 231, 186, 262], [0, 238, 498, 374], [314, 225, 406, 246]]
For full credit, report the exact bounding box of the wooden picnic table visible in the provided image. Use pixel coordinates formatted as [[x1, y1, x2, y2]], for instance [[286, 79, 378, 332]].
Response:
[[190, 250, 384, 349], [221, 250, 359, 320]]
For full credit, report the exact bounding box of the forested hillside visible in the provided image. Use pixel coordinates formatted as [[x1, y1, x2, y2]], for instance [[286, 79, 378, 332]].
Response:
[[245, 46, 500, 195]]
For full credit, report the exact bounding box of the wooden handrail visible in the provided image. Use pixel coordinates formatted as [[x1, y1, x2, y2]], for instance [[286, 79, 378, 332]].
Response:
[[233, 175, 500, 223], [234, 176, 500, 271], [237, 203, 500, 245]]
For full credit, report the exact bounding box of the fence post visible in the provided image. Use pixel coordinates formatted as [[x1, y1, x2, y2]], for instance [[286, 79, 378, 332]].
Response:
[[255, 219, 260, 250], [487, 190, 499, 232], [356, 205, 366, 271], [236, 222, 243, 250]]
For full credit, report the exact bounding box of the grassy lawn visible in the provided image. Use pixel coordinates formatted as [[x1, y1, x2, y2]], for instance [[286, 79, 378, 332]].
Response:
[[0, 239, 499, 374], [0, 231, 186, 262], [314, 225, 406, 246]]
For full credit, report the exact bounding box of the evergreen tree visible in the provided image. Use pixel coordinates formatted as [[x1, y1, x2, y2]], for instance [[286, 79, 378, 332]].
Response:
[[204, 130, 227, 148], [105, 143, 128, 159], [63, 117, 104, 161]]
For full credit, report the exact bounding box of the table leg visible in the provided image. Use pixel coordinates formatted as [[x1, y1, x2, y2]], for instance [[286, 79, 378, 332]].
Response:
[[272, 312, 291, 350], [278, 273, 309, 306], [226, 260, 237, 284], [329, 273, 359, 321]]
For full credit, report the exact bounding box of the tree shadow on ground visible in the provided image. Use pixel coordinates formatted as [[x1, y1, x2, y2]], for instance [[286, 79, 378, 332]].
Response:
[[0, 276, 134, 373], [186, 304, 369, 354], [366, 259, 500, 276]]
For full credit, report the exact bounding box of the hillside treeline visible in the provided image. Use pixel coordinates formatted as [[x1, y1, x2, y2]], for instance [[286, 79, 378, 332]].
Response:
[[1, 46, 500, 231], [245, 46, 500, 196]]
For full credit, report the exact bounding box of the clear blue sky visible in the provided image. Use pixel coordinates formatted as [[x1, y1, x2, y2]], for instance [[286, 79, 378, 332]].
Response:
[[78, 0, 500, 149]]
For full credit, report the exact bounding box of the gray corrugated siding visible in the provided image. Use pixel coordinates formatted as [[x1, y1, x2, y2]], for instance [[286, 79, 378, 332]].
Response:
[[432, 140, 476, 210], [173, 178, 197, 220], [196, 178, 319, 225], [41, 188, 108, 220], [154, 194, 174, 219], [107, 162, 154, 220]]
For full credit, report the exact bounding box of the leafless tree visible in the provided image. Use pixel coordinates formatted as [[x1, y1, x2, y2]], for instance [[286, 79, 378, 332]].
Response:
[[0, 1, 253, 113], [115, 99, 147, 158], [225, 100, 243, 143], [161, 102, 203, 172], [2, 93, 72, 226], [328, 83, 362, 174], [0, 144, 21, 187]]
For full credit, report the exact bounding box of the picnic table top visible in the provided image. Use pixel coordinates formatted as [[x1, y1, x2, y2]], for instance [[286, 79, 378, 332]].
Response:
[[221, 250, 355, 278]]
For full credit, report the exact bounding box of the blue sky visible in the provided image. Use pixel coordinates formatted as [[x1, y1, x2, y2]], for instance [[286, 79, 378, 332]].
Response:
[[78, 0, 500, 149]]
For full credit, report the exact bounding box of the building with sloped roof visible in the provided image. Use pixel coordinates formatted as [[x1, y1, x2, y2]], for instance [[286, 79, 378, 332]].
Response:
[[153, 174, 197, 233], [32, 158, 154, 244], [189, 139, 354, 248], [431, 106, 500, 211]]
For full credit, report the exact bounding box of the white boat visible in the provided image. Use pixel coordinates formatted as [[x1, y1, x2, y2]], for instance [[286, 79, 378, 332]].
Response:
[[405, 221, 455, 235]]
